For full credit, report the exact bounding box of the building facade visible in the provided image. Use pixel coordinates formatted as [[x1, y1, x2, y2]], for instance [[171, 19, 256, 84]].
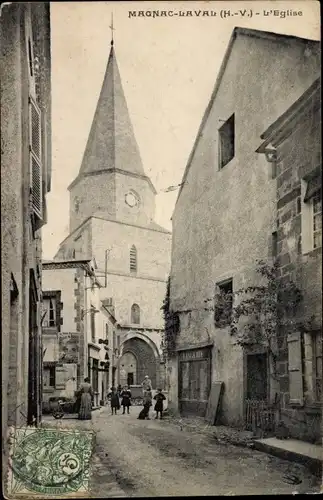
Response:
[[257, 78, 321, 442], [42, 259, 117, 410], [167, 28, 320, 426], [1, 0, 51, 453], [54, 39, 171, 390]]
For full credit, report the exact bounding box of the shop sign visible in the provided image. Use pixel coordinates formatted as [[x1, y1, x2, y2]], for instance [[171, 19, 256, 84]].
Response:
[[179, 347, 210, 361]]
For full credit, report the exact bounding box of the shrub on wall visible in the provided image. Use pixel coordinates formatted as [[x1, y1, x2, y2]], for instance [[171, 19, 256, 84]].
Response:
[[161, 277, 180, 359], [163, 262, 315, 378]]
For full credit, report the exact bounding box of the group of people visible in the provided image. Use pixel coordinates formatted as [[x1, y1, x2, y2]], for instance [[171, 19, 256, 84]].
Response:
[[107, 385, 132, 415], [108, 375, 166, 420], [73, 375, 166, 421]]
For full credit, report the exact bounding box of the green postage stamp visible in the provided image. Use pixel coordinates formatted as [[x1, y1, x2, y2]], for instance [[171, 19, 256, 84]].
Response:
[[7, 427, 94, 497]]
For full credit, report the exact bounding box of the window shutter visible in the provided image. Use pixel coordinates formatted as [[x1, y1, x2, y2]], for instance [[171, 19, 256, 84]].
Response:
[[29, 96, 43, 219], [287, 331, 304, 405], [55, 365, 66, 389], [130, 245, 137, 272]]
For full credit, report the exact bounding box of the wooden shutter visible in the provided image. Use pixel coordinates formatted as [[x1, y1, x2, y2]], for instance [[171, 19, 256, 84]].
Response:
[[130, 245, 137, 272], [55, 365, 66, 389], [29, 96, 43, 219], [287, 332, 304, 405]]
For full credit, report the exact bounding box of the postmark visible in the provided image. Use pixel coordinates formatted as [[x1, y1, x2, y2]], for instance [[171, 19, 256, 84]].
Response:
[[7, 426, 94, 497]]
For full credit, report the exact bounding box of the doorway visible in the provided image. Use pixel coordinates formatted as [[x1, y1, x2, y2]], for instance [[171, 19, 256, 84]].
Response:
[[127, 372, 134, 386], [119, 351, 137, 386], [112, 367, 116, 387], [246, 353, 268, 400], [178, 347, 212, 417], [28, 283, 40, 426]]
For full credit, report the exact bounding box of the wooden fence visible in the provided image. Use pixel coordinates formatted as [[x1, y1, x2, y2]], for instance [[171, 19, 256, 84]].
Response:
[[245, 399, 280, 435]]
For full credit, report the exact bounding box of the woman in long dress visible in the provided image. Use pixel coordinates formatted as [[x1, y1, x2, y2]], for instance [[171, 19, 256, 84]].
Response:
[[78, 377, 93, 420]]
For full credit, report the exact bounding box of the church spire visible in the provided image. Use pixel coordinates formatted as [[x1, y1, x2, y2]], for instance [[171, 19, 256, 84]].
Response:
[[70, 21, 150, 188]]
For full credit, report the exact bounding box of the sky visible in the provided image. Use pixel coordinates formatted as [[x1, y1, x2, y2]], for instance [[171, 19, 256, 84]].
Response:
[[42, 0, 320, 259]]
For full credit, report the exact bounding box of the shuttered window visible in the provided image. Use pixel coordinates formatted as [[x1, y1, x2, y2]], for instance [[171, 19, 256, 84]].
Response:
[[313, 191, 322, 249], [287, 332, 304, 405], [313, 333, 322, 402], [29, 96, 42, 219], [130, 245, 137, 273]]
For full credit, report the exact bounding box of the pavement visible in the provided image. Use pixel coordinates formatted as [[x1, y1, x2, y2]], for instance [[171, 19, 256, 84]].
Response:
[[254, 437, 322, 477], [42, 407, 322, 496]]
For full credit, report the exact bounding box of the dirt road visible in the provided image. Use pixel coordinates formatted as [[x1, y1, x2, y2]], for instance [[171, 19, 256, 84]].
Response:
[[43, 407, 321, 497]]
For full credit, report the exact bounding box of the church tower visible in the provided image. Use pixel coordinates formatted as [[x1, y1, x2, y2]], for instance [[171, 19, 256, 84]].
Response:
[[55, 31, 171, 392], [68, 39, 156, 233]]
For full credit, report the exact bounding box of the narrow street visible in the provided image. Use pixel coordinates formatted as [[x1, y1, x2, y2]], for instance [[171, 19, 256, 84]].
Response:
[[43, 407, 320, 497]]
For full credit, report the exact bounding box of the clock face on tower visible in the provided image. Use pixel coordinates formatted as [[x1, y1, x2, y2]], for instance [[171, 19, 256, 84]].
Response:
[[125, 191, 140, 208]]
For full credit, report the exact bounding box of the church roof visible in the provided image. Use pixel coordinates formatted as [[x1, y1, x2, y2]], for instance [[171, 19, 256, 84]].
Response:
[[69, 42, 151, 189], [91, 211, 172, 234]]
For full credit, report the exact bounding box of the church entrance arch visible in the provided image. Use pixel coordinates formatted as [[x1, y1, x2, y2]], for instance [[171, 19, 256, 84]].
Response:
[[119, 333, 160, 390]]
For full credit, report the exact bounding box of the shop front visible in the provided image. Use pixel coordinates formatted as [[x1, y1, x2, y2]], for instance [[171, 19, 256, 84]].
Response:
[[178, 346, 212, 417]]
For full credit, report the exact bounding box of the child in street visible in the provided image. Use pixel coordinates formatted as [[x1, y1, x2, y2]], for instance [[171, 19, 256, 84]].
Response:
[[107, 387, 120, 415], [153, 388, 166, 419], [120, 385, 132, 414]]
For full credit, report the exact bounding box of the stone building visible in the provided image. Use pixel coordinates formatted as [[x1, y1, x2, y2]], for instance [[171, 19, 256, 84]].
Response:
[[54, 39, 171, 390], [42, 259, 117, 410], [256, 78, 321, 442], [167, 27, 320, 424], [1, 0, 51, 450]]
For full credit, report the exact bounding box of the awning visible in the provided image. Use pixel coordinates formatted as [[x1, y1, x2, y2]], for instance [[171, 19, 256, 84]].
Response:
[[304, 174, 321, 202]]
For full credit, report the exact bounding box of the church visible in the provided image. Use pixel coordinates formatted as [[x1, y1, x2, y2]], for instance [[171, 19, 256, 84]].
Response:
[[54, 35, 171, 391]]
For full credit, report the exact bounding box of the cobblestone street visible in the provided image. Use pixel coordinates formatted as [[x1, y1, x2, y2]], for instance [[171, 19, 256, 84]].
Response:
[[43, 407, 321, 497]]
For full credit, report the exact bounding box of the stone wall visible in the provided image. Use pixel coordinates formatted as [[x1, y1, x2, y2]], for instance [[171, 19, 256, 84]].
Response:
[[273, 95, 321, 443], [1, 2, 48, 449], [69, 172, 117, 233]]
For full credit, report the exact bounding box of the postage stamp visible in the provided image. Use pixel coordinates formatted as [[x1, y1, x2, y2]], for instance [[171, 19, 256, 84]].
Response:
[[7, 426, 94, 497]]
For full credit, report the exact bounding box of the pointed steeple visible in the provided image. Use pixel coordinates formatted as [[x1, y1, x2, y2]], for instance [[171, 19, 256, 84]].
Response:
[[76, 41, 146, 179]]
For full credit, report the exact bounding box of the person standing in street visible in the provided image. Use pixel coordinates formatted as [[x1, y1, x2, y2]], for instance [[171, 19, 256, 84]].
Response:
[[120, 385, 132, 414], [78, 377, 93, 420], [153, 388, 166, 419], [141, 375, 152, 397], [117, 384, 122, 400], [108, 387, 120, 415]]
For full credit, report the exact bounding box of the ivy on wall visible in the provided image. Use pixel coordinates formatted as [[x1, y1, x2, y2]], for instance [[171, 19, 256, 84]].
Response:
[[161, 277, 179, 359], [162, 261, 316, 372]]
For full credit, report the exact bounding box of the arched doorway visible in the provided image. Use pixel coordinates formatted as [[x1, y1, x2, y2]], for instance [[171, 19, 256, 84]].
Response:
[[120, 335, 159, 389], [119, 351, 138, 387]]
